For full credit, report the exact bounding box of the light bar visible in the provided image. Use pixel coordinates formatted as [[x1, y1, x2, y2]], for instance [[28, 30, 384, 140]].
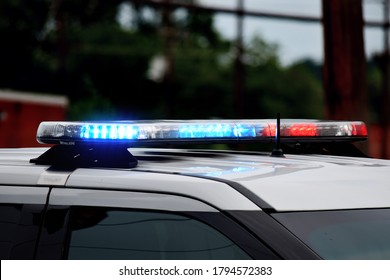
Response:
[[36, 119, 368, 145]]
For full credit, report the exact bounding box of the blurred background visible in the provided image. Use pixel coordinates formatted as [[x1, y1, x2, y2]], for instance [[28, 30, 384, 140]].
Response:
[[0, 0, 389, 158]]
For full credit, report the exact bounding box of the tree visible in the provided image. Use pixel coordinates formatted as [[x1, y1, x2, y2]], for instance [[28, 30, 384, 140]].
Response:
[[244, 36, 324, 119], [0, 0, 325, 121], [0, 0, 50, 89]]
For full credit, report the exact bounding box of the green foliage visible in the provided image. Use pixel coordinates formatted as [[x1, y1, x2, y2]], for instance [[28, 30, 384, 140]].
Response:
[[243, 36, 324, 119], [0, 0, 50, 89], [0, 0, 327, 121], [68, 78, 117, 121], [173, 48, 233, 118]]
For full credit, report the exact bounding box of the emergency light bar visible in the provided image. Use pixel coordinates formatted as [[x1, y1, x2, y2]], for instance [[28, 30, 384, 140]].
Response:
[[36, 119, 368, 145]]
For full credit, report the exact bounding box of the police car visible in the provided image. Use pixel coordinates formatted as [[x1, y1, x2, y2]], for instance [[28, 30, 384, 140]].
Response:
[[1, 117, 390, 260]]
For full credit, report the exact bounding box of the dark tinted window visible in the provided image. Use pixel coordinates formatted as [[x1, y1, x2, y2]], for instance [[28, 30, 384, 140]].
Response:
[[66, 207, 252, 260], [0, 205, 22, 259], [0, 204, 44, 259], [273, 209, 390, 259]]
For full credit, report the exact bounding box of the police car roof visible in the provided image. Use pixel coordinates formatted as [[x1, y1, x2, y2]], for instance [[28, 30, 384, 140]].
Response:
[[2, 118, 388, 212], [1, 146, 390, 212]]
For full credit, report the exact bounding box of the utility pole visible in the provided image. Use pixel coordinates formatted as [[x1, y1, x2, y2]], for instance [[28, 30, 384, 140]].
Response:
[[234, 0, 245, 118], [380, 0, 390, 158], [162, 0, 176, 118], [322, 0, 368, 123], [51, 0, 67, 73]]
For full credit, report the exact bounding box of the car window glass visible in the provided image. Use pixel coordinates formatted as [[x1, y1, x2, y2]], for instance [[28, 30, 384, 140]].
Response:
[[273, 209, 390, 260], [0, 203, 46, 259], [0, 204, 22, 259], [66, 207, 252, 260]]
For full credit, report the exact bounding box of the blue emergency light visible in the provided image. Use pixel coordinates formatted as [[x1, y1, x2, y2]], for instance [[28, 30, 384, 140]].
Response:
[[36, 119, 368, 145], [31, 119, 368, 168]]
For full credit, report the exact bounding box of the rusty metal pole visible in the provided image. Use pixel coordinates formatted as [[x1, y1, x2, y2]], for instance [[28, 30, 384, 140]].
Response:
[[380, 0, 390, 158], [322, 0, 369, 155], [322, 0, 368, 122]]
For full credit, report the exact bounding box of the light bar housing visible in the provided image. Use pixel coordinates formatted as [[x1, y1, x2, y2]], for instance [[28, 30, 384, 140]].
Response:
[[36, 119, 368, 146]]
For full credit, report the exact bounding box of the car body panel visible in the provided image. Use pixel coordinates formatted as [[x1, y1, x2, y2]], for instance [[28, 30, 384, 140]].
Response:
[[65, 168, 261, 211], [49, 188, 219, 212], [1, 147, 390, 211]]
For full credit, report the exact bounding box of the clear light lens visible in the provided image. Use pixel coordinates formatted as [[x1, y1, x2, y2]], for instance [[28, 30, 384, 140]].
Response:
[[36, 120, 368, 145]]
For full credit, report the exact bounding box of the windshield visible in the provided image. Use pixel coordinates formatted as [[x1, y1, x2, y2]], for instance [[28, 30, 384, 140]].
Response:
[[272, 208, 390, 259]]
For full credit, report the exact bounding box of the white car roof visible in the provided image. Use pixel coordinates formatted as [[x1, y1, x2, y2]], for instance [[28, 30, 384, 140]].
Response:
[[132, 149, 390, 211], [1, 147, 390, 212]]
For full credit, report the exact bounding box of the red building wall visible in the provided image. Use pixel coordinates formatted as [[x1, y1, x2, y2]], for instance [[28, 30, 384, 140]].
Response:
[[0, 90, 68, 148]]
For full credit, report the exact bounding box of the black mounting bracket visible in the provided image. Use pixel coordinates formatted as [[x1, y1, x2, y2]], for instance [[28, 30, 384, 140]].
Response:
[[30, 144, 138, 168]]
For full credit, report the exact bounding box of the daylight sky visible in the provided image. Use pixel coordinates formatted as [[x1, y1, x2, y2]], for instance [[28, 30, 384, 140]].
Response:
[[199, 0, 386, 65]]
